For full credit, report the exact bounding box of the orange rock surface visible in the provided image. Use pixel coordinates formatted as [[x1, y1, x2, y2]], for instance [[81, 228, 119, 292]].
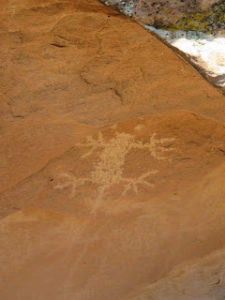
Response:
[[0, 0, 225, 299]]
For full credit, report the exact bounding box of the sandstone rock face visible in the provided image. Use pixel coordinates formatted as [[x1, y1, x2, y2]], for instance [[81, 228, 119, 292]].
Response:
[[127, 246, 225, 299], [1, 111, 225, 299], [1, 0, 225, 193], [101, 0, 225, 91], [1, 0, 225, 299]]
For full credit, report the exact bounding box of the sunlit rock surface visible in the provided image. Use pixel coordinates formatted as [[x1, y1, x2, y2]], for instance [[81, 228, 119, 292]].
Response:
[[1, 111, 225, 299], [1, 0, 225, 299], [101, 0, 225, 90], [146, 27, 225, 88], [2, 0, 225, 193]]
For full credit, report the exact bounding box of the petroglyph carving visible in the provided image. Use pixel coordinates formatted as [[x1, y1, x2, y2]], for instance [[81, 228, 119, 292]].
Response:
[[55, 132, 175, 213], [121, 170, 159, 196], [81, 132, 174, 161], [54, 173, 89, 197], [149, 133, 175, 160]]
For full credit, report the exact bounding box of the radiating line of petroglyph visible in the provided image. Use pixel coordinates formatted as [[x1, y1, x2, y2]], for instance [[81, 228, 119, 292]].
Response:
[[148, 133, 175, 161], [81, 132, 105, 159], [80, 132, 175, 160], [55, 132, 175, 214], [54, 173, 90, 197], [121, 170, 159, 196], [54, 131, 176, 295], [61, 217, 113, 297]]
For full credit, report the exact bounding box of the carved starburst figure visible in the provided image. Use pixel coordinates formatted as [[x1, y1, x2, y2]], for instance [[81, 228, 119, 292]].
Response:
[[55, 131, 175, 213]]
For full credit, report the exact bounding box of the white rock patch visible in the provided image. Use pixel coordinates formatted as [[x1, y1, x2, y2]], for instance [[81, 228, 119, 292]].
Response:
[[146, 26, 225, 87]]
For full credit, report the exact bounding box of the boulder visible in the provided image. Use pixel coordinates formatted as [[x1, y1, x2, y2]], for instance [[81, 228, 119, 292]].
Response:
[[101, 0, 225, 32]]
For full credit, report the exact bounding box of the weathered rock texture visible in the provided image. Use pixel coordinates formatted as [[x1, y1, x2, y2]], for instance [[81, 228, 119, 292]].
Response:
[[1, 0, 225, 193], [100, 0, 225, 92], [1, 111, 225, 299], [101, 0, 225, 32], [1, 0, 225, 299], [126, 245, 225, 299]]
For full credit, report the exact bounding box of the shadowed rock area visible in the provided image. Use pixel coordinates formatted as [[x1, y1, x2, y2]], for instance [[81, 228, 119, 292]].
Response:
[[126, 245, 225, 299], [0, 0, 225, 299]]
